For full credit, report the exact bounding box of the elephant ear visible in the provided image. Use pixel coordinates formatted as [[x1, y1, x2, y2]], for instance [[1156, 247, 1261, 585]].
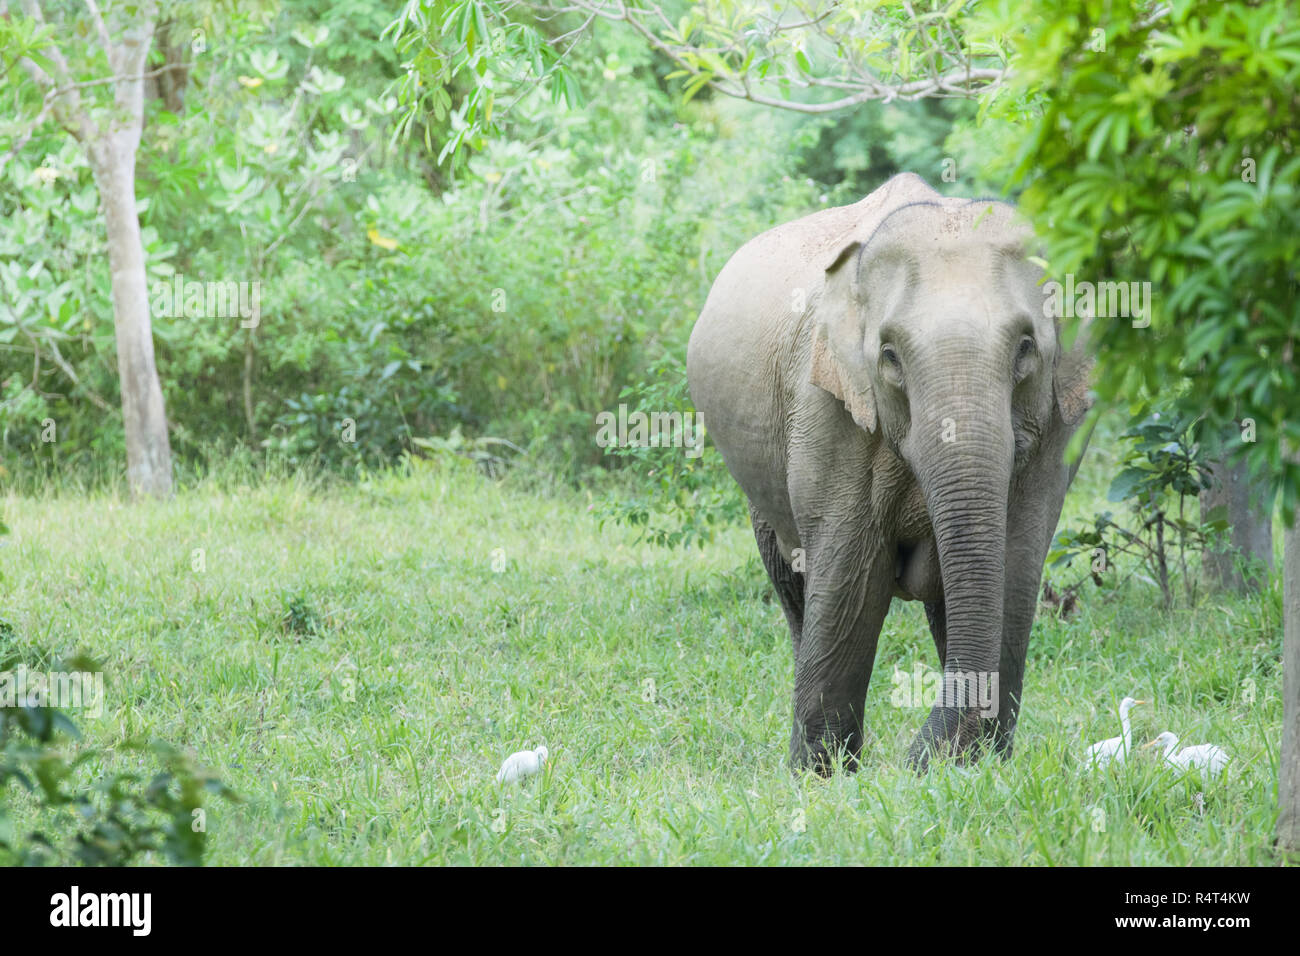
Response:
[[1053, 318, 1094, 426], [809, 239, 877, 433]]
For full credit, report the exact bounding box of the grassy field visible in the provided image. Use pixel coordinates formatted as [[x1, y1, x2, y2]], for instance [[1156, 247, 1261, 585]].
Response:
[[0, 446, 1287, 865]]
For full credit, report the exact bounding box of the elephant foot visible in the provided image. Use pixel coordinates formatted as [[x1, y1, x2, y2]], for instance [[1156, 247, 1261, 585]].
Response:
[[790, 725, 864, 777], [979, 715, 1017, 758], [904, 707, 986, 773]]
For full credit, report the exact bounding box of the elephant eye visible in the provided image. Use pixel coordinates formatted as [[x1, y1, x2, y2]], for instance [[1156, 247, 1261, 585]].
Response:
[[879, 344, 904, 387], [1013, 336, 1037, 382]]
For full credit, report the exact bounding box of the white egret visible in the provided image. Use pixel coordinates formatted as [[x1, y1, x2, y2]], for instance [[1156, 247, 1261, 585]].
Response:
[[1085, 696, 1146, 769], [1145, 732, 1230, 780], [496, 745, 550, 784]]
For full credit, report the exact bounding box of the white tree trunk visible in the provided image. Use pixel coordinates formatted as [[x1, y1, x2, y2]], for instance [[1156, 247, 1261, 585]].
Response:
[[66, 1, 172, 498], [90, 143, 173, 498], [9, 0, 174, 497], [9, 0, 173, 497]]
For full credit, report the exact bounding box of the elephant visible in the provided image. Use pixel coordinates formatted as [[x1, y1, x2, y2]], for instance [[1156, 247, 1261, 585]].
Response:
[[686, 173, 1092, 774]]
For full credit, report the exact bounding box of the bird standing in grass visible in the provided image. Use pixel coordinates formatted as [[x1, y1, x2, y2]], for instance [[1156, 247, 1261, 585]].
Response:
[[1145, 732, 1230, 780], [1085, 696, 1146, 769], [496, 745, 549, 784]]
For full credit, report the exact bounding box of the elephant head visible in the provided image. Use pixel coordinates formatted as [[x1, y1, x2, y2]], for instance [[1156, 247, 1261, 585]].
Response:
[[809, 197, 1092, 767]]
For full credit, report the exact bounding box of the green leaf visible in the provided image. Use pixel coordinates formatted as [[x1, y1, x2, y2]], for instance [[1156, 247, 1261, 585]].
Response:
[[1107, 466, 1151, 503]]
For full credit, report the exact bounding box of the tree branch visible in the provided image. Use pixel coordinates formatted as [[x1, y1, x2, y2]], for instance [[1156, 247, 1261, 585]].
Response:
[[551, 0, 1004, 112]]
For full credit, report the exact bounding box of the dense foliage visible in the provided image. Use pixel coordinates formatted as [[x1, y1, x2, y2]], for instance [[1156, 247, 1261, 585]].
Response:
[[981, 0, 1300, 514]]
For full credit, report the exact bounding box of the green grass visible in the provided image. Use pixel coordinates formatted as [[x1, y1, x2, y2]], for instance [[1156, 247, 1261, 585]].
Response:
[[0, 451, 1286, 865]]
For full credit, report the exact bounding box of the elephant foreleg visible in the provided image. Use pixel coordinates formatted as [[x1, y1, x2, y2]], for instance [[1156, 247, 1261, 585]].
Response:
[[791, 536, 895, 775]]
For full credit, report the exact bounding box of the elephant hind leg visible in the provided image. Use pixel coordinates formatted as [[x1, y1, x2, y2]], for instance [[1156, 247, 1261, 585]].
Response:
[[751, 508, 806, 652]]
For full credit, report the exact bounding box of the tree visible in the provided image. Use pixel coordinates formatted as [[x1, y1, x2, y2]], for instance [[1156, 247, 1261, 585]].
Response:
[[986, 0, 1299, 856], [386, 0, 1005, 159], [3, 0, 173, 496]]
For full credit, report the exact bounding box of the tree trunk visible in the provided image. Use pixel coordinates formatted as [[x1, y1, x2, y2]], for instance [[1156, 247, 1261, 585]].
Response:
[[148, 20, 191, 115], [90, 146, 173, 498], [1201, 439, 1272, 592], [1280, 516, 1300, 857], [77, 4, 173, 499], [7, 0, 171, 496]]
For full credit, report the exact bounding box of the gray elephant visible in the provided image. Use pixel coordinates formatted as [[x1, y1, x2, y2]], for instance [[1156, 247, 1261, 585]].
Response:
[[687, 173, 1092, 773]]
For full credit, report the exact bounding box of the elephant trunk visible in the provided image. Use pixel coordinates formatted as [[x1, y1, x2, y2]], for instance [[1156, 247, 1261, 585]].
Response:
[[905, 361, 1013, 771]]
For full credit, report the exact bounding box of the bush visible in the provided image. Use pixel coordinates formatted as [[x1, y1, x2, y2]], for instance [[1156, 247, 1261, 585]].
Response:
[[0, 636, 236, 866], [1049, 405, 1224, 609]]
